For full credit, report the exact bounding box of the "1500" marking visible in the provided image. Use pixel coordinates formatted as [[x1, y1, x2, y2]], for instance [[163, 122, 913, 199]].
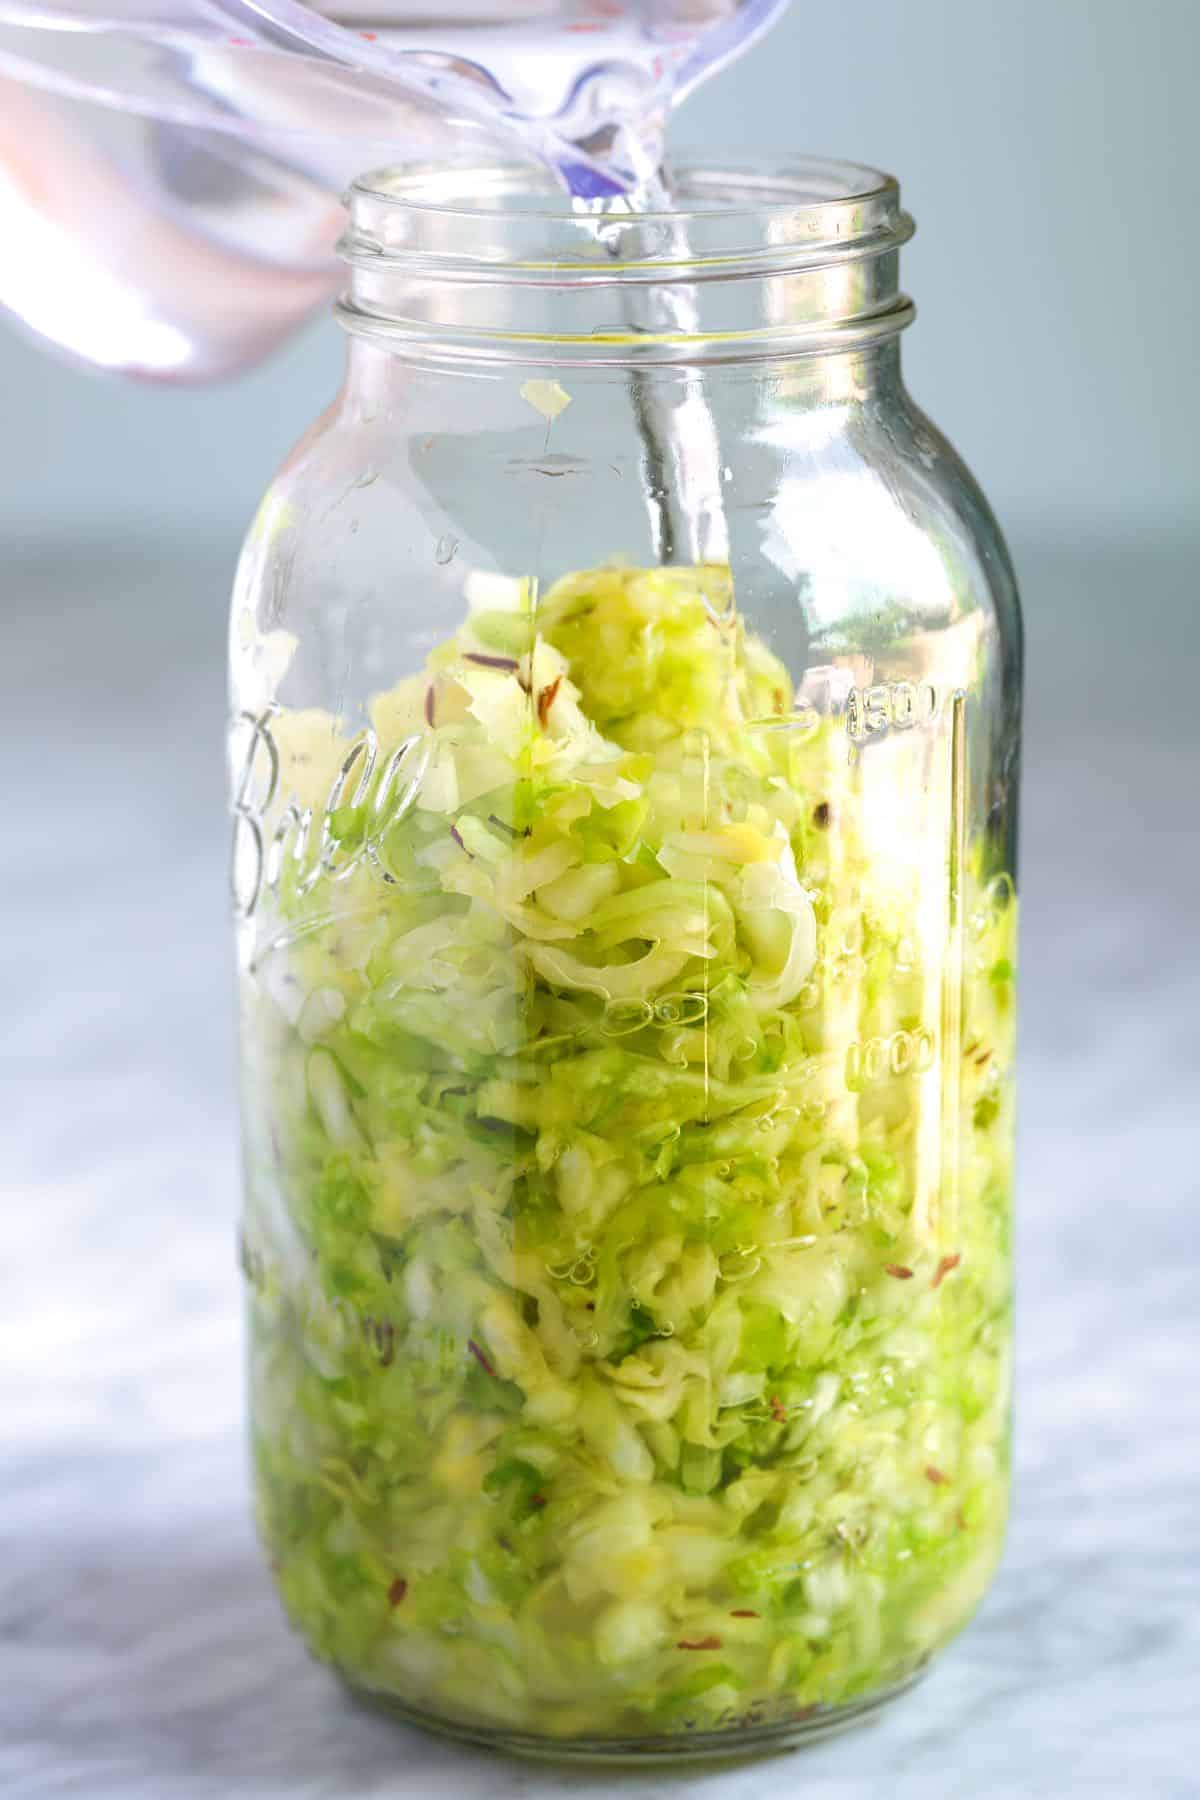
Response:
[[845, 681, 939, 742]]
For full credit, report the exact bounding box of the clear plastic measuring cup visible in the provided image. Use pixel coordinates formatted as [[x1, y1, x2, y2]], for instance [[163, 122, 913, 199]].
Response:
[[0, 1, 787, 377]]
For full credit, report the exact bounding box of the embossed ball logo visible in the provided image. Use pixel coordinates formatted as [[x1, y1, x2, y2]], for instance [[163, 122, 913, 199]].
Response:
[[229, 710, 429, 920]]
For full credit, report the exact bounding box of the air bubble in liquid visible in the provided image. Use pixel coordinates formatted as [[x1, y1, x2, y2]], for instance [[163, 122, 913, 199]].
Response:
[[603, 997, 655, 1035], [656, 991, 708, 1026], [985, 871, 1015, 913]]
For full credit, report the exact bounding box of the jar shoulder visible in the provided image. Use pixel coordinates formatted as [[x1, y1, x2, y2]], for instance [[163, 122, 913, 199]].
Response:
[[747, 380, 1021, 647], [879, 388, 1021, 633], [231, 367, 1022, 684]]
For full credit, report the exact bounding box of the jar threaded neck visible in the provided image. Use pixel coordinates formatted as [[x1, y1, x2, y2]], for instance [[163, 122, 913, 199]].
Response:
[[336, 156, 915, 364]]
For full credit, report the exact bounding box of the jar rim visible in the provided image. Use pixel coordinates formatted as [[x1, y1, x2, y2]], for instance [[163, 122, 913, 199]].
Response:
[[349, 153, 896, 223], [341, 155, 912, 279]]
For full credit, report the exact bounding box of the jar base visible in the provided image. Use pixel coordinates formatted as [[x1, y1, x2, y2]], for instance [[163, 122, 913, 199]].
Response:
[[339, 1666, 927, 1766]]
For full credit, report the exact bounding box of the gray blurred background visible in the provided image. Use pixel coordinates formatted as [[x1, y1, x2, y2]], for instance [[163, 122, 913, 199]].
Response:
[[3, 4, 1198, 1797]]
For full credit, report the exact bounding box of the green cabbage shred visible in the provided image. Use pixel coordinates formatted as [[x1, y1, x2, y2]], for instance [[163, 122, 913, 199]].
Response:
[[239, 562, 1015, 1743]]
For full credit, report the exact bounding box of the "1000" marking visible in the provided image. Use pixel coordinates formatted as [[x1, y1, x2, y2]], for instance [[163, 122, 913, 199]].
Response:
[[845, 1025, 936, 1090]]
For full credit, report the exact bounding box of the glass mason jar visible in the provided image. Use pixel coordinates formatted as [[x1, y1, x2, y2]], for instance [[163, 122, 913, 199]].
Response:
[[230, 156, 1020, 1761]]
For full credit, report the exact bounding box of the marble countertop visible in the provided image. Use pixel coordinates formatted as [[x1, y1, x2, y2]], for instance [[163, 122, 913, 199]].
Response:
[[4, 535, 1197, 1800]]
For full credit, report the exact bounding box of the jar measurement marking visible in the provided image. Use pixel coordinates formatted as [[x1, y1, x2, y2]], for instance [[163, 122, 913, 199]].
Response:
[[845, 680, 939, 742], [845, 1025, 937, 1091], [747, 683, 940, 744]]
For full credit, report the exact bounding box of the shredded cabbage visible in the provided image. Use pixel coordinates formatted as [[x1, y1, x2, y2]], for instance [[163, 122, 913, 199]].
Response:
[[238, 562, 1015, 1744]]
